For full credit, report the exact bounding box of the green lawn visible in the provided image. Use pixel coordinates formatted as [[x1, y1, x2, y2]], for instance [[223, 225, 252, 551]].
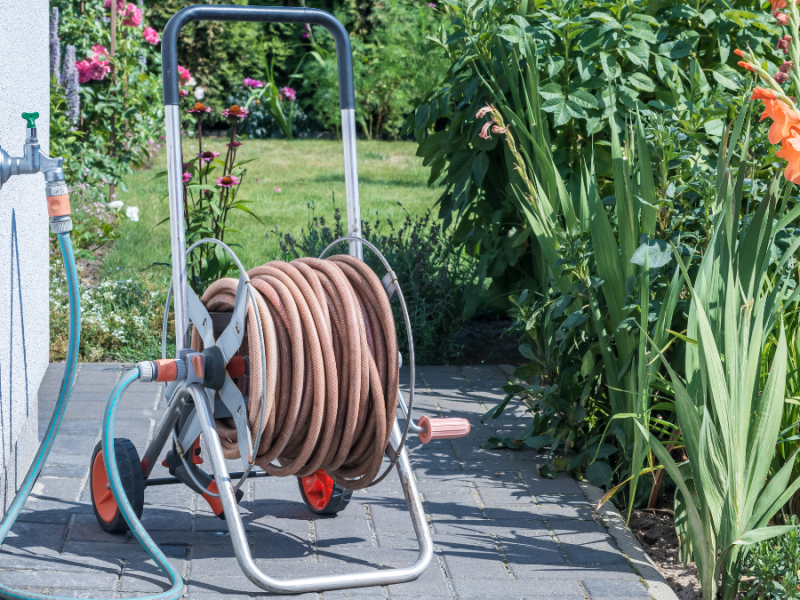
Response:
[[103, 138, 441, 279]]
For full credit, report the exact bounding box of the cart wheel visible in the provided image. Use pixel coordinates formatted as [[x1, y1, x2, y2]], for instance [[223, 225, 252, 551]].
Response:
[[298, 470, 352, 515], [90, 439, 145, 534]]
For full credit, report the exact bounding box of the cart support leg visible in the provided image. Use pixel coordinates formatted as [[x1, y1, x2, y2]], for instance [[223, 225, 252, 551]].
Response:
[[186, 382, 433, 594]]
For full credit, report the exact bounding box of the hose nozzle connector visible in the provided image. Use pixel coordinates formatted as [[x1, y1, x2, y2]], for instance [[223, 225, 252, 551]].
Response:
[[138, 359, 187, 383]]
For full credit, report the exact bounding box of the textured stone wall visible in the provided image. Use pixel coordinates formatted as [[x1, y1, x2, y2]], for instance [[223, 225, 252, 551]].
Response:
[[0, 0, 50, 509]]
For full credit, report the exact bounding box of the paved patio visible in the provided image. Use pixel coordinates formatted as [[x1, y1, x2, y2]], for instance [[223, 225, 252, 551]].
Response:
[[0, 363, 670, 599]]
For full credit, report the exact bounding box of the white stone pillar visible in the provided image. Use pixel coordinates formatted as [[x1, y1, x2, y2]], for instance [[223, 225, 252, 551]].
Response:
[[0, 0, 50, 509]]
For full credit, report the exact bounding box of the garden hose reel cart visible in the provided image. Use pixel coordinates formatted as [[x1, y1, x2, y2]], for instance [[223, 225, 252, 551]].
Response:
[[86, 5, 471, 595]]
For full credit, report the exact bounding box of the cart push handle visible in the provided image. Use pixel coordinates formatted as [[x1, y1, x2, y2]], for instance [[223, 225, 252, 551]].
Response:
[[161, 6, 363, 353], [161, 5, 354, 109]]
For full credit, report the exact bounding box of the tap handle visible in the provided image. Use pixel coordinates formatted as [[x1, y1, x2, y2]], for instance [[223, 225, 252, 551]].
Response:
[[21, 112, 39, 129]]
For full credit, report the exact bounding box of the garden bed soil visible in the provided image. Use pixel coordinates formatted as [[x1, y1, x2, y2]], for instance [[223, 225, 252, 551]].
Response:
[[628, 509, 702, 600]]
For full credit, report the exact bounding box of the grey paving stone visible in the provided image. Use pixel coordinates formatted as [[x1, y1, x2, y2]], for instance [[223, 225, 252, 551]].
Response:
[[324, 589, 388, 599], [418, 366, 467, 389], [314, 513, 374, 549], [385, 557, 450, 597], [550, 521, 628, 565], [449, 577, 585, 598], [363, 502, 415, 536], [472, 471, 533, 506], [518, 470, 582, 496], [422, 492, 485, 521], [581, 577, 650, 598], [32, 590, 120, 599], [15, 363, 655, 600], [461, 365, 509, 384], [0, 569, 118, 590], [49, 434, 100, 457]]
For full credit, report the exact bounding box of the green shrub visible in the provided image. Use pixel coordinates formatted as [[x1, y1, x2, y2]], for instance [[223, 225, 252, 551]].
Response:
[[409, 0, 776, 308], [275, 201, 479, 365], [50, 266, 174, 362], [303, 0, 448, 139], [745, 517, 800, 600]]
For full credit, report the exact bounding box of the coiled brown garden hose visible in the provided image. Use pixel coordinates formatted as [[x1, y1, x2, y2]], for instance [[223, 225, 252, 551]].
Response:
[[192, 256, 399, 490]]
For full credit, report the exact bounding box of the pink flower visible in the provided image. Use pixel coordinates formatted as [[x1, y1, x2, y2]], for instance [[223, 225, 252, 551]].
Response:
[[217, 175, 241, 188], [198, 151, 220, 163], [143, 27, 159, 44], [778, 35, 793, 54], [76, 60, 93, 84], [122, 4, 142, 26], [274, 187, 282, 193], [87, 60, 110, 81], [104, 0, 126, 13], [92, 45, 110, 63], [243, 77, 264, 88], [77, 47, 111, 84], [179, 89, 189, 98], [279, 86, 296, 101], [222, 105, 249, 120], [302, 32, 309, 39], [478, 121, 493, 140], [776, 71, 791, 83], [226, 141, 242, 147], [427, 3, 436, 7], [183, 172, 192, 183], [476, 106, 493, 119], [178, 65, 191, 84], [775, 10, 790, 25]]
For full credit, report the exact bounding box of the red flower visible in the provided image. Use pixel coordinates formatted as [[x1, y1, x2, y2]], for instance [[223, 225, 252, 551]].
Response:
[[778, 35, 793, 54], [771, 0, 788, 11]]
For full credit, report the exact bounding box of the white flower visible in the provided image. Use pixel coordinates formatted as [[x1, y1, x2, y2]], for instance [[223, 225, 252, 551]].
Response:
[[108, 200, 124, 211], [126, 206, 140, 222], [194, 86, 205, 100]]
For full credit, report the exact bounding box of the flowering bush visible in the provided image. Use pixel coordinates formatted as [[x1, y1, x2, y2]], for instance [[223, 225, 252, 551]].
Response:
[[49, 261, 174, 362], [736, 2, 800, 184], [51, 0, 164, 189], [243, 69, 300, 139], [170, 96, 263, 291]]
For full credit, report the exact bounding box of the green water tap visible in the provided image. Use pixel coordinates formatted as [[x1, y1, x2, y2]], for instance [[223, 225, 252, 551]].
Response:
[[22, 112, 39, 129]]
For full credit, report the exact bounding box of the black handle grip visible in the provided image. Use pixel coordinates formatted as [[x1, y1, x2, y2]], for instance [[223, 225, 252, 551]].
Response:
[[161, 5, 354, 109]]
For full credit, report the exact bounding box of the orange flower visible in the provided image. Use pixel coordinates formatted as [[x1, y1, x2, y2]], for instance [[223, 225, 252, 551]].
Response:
[[771, 0, 787, 10], [734, 48, 745, 57], [752, 87, 778, 100], [738, 60, 756, 72], [761, 99, 800, 143], [776, 126, 800, 183]]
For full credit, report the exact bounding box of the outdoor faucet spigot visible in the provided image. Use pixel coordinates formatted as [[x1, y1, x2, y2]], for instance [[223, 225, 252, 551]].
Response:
[[0, 112, 71, 232]]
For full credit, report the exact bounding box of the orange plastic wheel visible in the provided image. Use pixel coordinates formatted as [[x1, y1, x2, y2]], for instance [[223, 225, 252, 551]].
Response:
[[89, 439, 144, 534], [297, 470, 352, 515], [91, 450, 117, 523]]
